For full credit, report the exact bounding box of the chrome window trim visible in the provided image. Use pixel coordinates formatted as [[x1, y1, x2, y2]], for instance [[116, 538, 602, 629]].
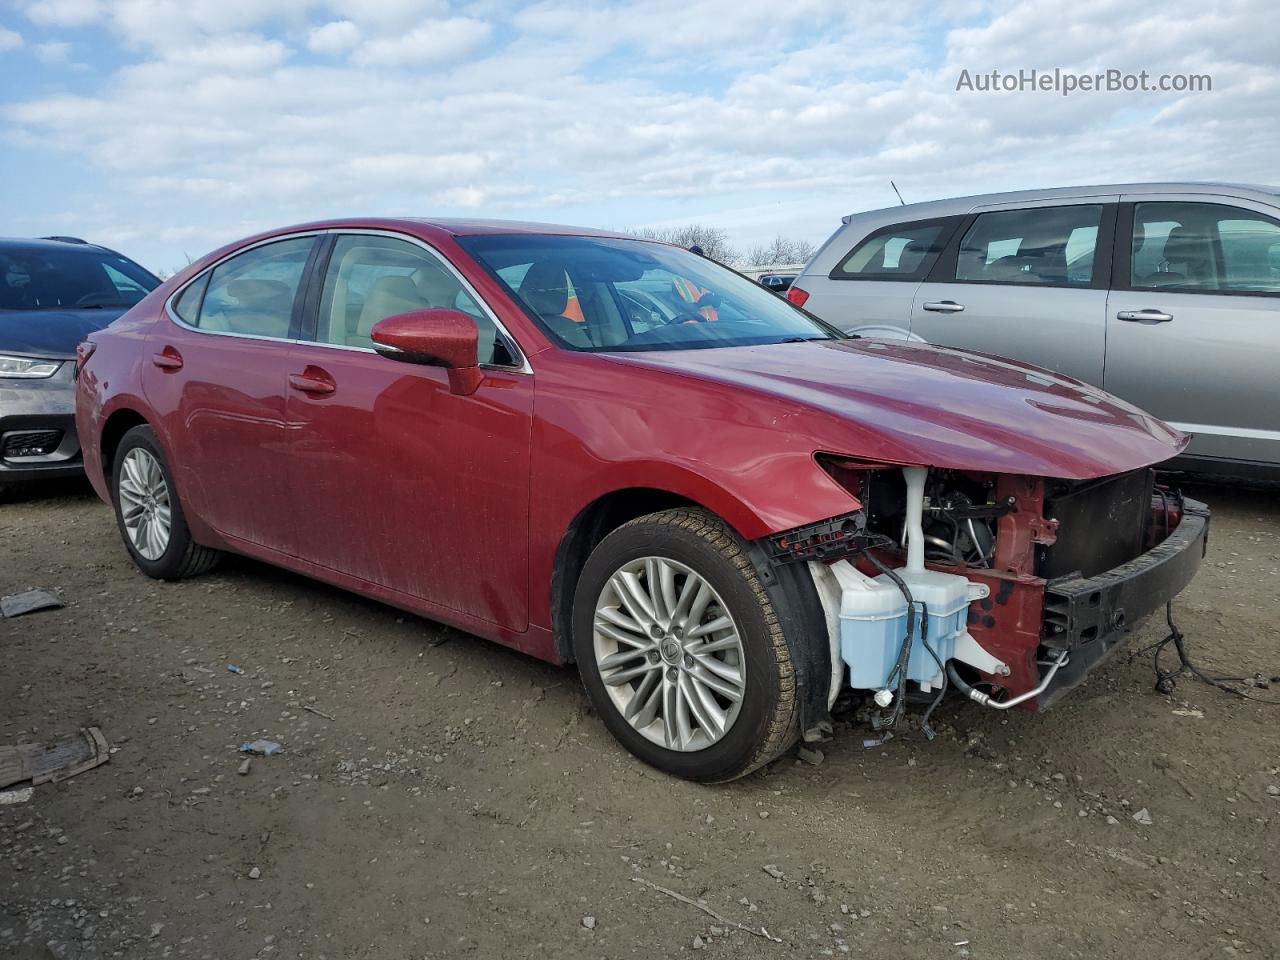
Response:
[[164, 227, 533, 374]]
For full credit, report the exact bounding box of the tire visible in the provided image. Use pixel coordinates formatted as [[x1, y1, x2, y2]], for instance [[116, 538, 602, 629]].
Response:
[[572, 508, 799, 782], [111, 424, 221, 580]]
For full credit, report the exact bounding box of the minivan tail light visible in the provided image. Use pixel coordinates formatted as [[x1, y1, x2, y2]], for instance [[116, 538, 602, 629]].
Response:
[[786, 285, 810, 308]]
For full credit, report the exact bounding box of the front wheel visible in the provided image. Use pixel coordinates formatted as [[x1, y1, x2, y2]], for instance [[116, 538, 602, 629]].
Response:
[[572, 509, 799, 782], [111, 425, 221, 580]]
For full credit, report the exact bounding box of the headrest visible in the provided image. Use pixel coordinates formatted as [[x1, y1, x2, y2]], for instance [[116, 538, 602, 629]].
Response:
[[1162, 226, 1207, 265], [519, 261, 570, 316], [412, 266, 463, 309]]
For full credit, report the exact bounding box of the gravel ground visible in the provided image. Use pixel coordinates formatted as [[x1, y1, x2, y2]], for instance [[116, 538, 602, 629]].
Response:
[[2, 476, 1278, 960]]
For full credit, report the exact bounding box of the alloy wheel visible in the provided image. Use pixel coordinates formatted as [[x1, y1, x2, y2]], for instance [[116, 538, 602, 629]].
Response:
[[118, 447, 172, 561], [592, 556, 746, 751]]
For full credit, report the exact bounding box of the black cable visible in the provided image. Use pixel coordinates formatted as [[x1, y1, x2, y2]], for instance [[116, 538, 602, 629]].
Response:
[[918, 627, 947, 741], [1142, 601, 1280, 705], [874, 540, 947, 738], [862, 547, 913, 731]]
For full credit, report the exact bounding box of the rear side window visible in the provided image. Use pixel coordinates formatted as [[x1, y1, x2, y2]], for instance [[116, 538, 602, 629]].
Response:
[[172, 272, 209, 325], [956, 205, 1103, 286], [195, 237, 314, 338], [830, 220, 953, 280], [1131, 202, 1280, 293]]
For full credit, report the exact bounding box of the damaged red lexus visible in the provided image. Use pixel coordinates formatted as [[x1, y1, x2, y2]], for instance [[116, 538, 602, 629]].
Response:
[[75, 219, 1209, 781]]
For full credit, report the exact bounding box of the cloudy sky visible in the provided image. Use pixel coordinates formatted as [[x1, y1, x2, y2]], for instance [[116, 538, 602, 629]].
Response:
[[0, 0, 1275, 273]]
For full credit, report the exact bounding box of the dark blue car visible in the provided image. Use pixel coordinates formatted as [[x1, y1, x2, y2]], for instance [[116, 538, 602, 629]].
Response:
[[1, 237, 159, 490]]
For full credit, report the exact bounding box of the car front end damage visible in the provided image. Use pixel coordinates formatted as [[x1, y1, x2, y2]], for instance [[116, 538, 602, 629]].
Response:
[[764, 460, 1209, 734]]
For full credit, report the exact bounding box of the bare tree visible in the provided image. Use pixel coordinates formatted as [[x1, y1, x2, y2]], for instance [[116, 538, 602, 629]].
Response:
[[745, 235, 817, 267], [628, 224, 740, 264], [627, 225, 816, 268]]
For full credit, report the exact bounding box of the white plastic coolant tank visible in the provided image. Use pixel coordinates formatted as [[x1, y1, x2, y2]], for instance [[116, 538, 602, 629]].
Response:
[[894, 568, 986, 689], [831, 563, 989, 692], [828, 562, 909, 690]]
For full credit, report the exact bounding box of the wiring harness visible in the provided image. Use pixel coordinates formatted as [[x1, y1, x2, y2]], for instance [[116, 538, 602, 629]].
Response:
[[1140, 601, 1280, 705]]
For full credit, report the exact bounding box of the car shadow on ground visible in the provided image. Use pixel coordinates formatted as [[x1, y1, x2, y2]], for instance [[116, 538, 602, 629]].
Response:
[[0, 475, 100, 505]]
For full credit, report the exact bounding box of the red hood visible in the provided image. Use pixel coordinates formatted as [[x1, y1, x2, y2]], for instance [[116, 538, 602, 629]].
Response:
[[608, 338, 1188, 480]]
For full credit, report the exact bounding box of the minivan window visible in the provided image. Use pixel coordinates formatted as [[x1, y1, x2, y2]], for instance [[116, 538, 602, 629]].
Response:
[[831, 220, 951, 280], [316, 235, 515, 365], [956, 205, 1103, 286], [1131, 202, 1280, 293], [196, 237, 313, 338]]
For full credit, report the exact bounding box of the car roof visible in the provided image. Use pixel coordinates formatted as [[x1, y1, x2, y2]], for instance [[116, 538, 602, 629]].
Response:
[[842, 181, 1280, 222], [0, 236, 107, 252], [268, 217, 639, 240]]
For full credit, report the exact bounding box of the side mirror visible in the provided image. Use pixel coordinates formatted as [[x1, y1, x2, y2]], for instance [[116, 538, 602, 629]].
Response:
[[370, 309, 483, 395]]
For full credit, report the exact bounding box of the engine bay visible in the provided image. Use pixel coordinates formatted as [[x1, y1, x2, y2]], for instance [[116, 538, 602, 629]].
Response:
[[768, 461, 1203, 733]]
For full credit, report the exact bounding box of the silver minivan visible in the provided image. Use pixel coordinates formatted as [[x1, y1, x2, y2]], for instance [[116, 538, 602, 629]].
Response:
[[790, 182, 1280, 476]]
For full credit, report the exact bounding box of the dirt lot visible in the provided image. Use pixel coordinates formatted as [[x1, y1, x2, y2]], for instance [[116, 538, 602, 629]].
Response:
[[2, 477, 1278, 960]]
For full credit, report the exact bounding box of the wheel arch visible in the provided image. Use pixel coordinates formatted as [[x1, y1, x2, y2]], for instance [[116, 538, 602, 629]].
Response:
[[550, 487, 706, 663], [99, 407, 151, 480]]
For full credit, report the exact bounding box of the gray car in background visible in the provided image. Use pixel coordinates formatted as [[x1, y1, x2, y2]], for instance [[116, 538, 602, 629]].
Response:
[[0, 236, 159, 491], [789, 182, 1280, 477]]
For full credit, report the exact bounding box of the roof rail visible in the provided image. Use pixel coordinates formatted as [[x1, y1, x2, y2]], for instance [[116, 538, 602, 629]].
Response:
[[40, 235, 89, 245]]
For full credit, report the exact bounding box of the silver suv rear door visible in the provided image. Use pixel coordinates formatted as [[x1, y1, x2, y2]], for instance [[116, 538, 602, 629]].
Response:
[[1105, 192, 1280, 469], [798, 217, 961, 338], [908, 196, 1119, 384]]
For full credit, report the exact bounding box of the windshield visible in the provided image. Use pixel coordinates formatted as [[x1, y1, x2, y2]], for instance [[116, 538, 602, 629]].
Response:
[[458, 234, 839, 352], [0, 245, 160, 311]]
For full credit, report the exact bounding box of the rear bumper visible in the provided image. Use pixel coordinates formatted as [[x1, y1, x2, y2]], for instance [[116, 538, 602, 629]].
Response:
[[1036, 497, 1210, 707]]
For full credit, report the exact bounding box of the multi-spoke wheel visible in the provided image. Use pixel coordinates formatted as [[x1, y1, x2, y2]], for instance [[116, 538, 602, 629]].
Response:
[[573, 508, 799, 782], [111, 425, 221, 580], [117, 447, 172, 560], [594, 557, 746, 751]]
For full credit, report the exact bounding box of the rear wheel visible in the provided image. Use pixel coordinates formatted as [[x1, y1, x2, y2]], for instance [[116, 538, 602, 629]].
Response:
[[112, 425, 221, 580], [572, 508, 798, 782]]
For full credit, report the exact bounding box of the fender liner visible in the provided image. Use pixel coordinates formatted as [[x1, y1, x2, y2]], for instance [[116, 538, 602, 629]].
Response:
[[745, 540, 835, 744]]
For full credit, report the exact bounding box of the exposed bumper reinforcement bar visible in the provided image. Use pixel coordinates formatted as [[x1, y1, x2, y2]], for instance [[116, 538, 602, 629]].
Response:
[[1035, 496, 1210, 708]]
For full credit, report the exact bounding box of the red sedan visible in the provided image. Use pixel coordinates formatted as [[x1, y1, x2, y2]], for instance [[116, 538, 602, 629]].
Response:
[[75, 219, 1207, 781]]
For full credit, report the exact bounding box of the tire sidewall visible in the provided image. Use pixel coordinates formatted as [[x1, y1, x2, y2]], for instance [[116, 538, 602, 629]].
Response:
[[111, 425, 194, 579], [572, 517, 784, 782]]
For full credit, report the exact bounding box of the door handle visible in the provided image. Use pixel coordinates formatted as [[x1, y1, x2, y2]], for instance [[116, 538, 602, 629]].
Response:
[[923, 301, 965, 314], [1116, 309, 1173, 323], [151, 347, 183, 370], [288, 370, 336, 395]]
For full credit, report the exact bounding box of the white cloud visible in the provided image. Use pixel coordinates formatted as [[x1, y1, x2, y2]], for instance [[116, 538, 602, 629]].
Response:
[[18, 0, 102, 27], [6, 0, 1280, 270], [350, 17, 491, 66], [328, 0, 448, 31], [172, 34, 288, 72], [0, 25, 22, 50], [307, 19, 360, 55], [35, 41, 73, 63]]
